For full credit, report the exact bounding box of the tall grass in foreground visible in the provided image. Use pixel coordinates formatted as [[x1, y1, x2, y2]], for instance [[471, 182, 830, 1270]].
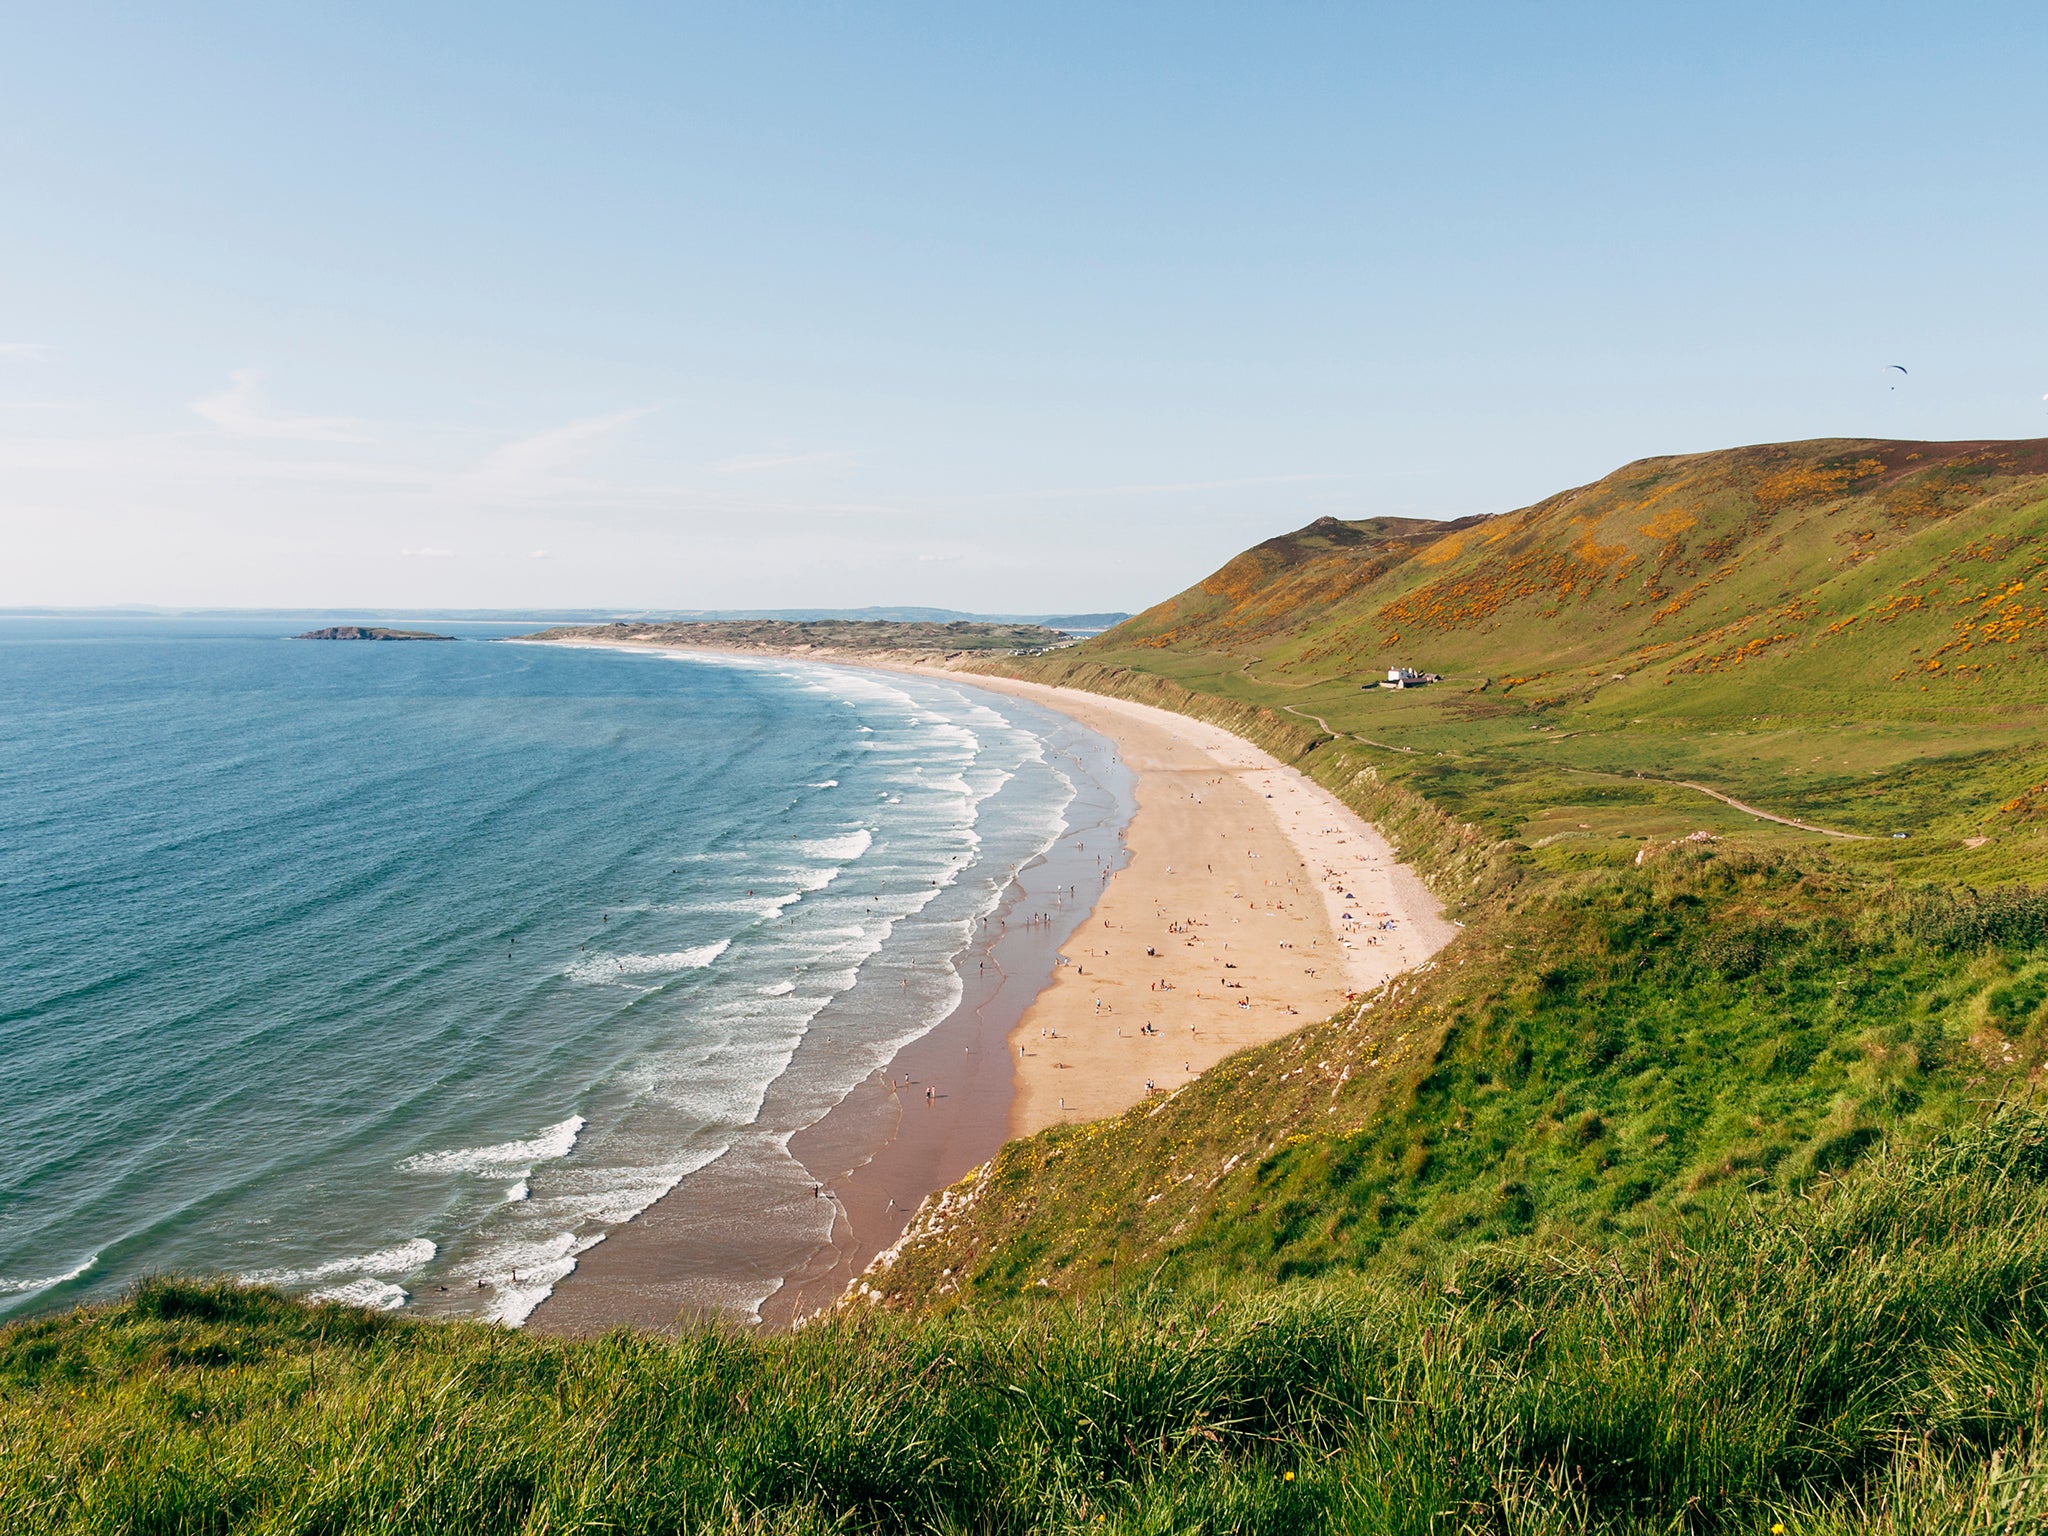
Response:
[[8, 1108, 2048, 1532]]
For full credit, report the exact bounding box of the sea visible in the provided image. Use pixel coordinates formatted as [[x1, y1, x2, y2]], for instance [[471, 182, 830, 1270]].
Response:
[[0, 617, 1129, 1325]]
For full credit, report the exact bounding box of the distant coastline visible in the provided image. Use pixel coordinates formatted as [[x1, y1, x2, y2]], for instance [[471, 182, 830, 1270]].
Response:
[[519, 617, 1078, 657]]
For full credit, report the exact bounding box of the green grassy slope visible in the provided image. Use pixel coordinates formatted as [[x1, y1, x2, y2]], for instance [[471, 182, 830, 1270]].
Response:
[[12, 1110, 2048, 1533], [862, 858, 2048, 1313]]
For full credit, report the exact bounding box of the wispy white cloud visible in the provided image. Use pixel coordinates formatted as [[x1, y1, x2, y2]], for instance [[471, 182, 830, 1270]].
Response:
[[191, 370, 368, 442], [529, 548, 551, 559], [401, 546, 456, 558], [456, 407, 654, 496], [713, 449, 851, 475], [1018, 471, 1348, 500], [0, 342, 49, 359]]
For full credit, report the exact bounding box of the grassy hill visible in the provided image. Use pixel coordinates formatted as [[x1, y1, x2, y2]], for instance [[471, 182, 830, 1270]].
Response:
[[1118, 438, 2048, 695], [1025, 438, 2048, 884], [10, 438, 2048, 1533]]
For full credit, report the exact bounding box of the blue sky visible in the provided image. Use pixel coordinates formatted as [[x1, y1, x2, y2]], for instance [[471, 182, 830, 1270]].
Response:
[[4, 3, 2044, 610]]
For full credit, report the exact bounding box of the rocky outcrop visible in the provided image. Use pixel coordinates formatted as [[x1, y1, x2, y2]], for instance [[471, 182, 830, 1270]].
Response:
[[292, 626, 454, 641]]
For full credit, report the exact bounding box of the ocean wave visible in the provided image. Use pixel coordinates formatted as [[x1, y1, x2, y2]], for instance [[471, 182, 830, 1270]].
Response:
[[553, 1170, 703, 1228], [399, 1115, 585, 1176], [466, 1148, 725, 1326], [799, 828, 872, 862], [0, 1252, 97, 1296], [472, 1230, 593, 1327], [808, 779, 838, 789], [309, 1276, 410, 1310], [563, 941, 729, 984], [762, 981, 796, 996], [244, 1236, 437, 1289]]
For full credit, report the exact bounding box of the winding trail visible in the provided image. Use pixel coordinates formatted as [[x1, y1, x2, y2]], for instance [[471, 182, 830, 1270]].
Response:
[[1280, 703, 1417, 754], [1273, 699, 1868, 839], [1647, 777, 1871, 840]]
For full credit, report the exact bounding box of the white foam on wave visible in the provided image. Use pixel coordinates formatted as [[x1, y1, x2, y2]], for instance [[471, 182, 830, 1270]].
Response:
[[399, 1115, 585, 1176], [463, 1144, 730, 1326], [563, 940, 729, 984], [474, 1230, 590, 1327], [0, 1252, 97, 1297], [762, 980, 796, 996], [313, 1277, 411, 1310], [799, 828, 872, 862], [243, 1237, 437, 1307], [809, 779, 838, 788]]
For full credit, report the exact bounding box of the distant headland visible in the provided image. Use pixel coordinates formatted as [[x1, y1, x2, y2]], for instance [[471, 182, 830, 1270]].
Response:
[[292, 625, 455, 641], [521, 618, 1074, 657]]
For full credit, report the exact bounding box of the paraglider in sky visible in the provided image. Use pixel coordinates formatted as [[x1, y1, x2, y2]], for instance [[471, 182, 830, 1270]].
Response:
[[1886, 364, 1909, 391]]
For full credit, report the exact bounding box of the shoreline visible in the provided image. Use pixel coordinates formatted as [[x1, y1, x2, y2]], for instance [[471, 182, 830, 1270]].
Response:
[[522, 639, 1455, 1332], [525, 646, 1133, 1335]]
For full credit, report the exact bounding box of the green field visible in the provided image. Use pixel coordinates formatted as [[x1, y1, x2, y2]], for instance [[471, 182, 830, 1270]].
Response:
[[9, 438, 2048, 1532]]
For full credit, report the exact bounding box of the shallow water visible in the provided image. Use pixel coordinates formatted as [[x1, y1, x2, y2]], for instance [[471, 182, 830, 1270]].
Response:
[[0, 619, 1123, 1323]]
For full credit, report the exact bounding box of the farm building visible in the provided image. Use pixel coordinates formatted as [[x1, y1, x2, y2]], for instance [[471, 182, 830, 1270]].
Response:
[[1373, 666, 1441, 690]]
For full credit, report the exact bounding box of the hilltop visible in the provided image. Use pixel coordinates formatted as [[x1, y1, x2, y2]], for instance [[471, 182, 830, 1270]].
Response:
[[1118, 438, 2048, 689]]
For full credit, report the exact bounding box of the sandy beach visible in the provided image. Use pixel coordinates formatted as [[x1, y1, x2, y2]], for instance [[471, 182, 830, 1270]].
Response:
[[526, 640, 1455, 1330], [924, 675, 1459, 1135]]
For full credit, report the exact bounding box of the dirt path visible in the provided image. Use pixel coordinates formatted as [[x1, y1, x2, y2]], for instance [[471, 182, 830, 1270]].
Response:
[[1649, 777, 1870, 840], [1266, 702, 1868, 840], [1279, 703, 1417, 754]]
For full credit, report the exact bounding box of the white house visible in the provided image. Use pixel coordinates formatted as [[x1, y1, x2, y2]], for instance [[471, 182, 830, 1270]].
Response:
[[1375, 666, 1440, 690]]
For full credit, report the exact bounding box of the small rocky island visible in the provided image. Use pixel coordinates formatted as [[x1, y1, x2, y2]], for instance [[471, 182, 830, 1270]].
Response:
[[292, 626, 455, 641]]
